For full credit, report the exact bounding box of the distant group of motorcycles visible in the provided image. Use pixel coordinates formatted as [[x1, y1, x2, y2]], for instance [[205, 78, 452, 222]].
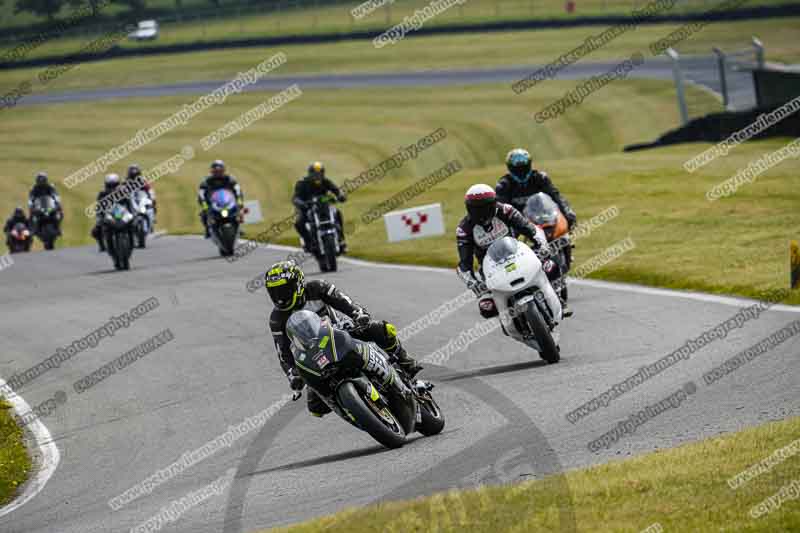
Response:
[[4, 172, 64, 254]]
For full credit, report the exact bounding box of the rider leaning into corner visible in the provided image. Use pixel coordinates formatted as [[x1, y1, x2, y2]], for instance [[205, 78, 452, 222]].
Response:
[[285, 310, 413, 418], [456, 183, 573, 318], [197, 160, 244, 238], [292, 161, 348, 253], [265, 260, 421, 416], [28, 171, 63, 234]]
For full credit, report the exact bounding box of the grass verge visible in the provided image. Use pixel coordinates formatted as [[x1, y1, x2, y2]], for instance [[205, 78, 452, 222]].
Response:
[[0, 398, 32, 507], [264, 416, 800, 532]]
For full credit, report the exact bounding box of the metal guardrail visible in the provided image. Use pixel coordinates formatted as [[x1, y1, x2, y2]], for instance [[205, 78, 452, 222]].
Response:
[[666, 37, 764, 122]]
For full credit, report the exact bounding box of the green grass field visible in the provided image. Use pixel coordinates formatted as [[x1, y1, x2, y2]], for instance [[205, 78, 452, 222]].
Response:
[[1, 77, 798, 302], [0, 399, 31, 507], [2, 16, 798, 97], [263, 415, 800, 533], [2, 0, 793, 60]]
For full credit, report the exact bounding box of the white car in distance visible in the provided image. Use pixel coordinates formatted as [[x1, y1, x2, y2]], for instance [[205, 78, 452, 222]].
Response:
[[129, 20, 159, 41]]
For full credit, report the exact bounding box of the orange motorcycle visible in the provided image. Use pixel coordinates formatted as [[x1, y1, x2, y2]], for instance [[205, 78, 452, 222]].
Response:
[[524, 192, 572, 301]]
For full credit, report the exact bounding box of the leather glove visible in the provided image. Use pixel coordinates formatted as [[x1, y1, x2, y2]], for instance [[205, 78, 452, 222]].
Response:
[[566, 212, 577, 230], [352, 307, 371, 328], [287, 367, 305, 392], [467, 278, 488, 297]]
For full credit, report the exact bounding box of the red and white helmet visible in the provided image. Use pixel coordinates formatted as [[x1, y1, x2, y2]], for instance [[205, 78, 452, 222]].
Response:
[[464, 184, 497, 225]]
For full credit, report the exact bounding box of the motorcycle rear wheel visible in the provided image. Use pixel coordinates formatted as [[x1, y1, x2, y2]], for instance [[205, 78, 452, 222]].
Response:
[[417, 395, 445, 436]]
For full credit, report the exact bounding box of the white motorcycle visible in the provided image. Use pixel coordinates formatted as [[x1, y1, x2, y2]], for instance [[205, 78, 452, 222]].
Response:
[[482, 236, 562, 364], [130, 189, 155, 249]]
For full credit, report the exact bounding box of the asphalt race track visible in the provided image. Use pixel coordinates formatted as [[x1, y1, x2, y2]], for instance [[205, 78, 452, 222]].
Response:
[[1, 235, 798, 532], [17, 55, 757, 110]]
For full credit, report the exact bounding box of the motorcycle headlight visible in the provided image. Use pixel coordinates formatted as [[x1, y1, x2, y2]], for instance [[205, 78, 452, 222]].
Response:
[[221, 209, 229, 218]]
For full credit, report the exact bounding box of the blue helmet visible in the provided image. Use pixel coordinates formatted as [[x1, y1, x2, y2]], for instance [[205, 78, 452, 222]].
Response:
[[506, 148, 532, 184]]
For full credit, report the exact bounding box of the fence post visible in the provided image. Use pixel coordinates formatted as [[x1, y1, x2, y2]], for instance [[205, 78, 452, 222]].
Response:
[[712, 47, 729, 109], [312, 0, 318, 31], [752, 36, 764, 68], [666, 48, 689, 125]]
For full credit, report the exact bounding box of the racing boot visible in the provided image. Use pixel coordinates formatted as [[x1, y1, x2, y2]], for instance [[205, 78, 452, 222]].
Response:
[[391, 345, 423, 378], [561, 301, 573, 318], [200, 211, 210, 238], [92, 225, 105, 252], [306, 389, 332, 417]]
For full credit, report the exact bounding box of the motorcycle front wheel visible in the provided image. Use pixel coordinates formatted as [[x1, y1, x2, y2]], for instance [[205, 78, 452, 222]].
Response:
[[525, 302, 560, 364], [321, 233, 338, 272], [336, 382, 406, 449], [218, 224, 237, 257]]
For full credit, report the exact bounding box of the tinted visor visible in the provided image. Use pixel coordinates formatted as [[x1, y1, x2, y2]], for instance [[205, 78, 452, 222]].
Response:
[[467, 201, 495, 224], [266, 278, 297, 309], [509, 163, 530, 180]]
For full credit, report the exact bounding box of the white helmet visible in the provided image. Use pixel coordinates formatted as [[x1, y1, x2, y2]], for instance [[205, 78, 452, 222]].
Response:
[[464, 184, 497, 225], [104, 173, 120, 189]]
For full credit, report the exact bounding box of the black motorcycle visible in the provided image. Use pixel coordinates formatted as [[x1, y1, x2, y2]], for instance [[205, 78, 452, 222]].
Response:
[[292, 319, 444, 449], [302, 194, 343, 273], [30, 195, 61, 251], [208, 188, 240, 257], [103, 203, 134, 271], [7, 222, 32, 253]]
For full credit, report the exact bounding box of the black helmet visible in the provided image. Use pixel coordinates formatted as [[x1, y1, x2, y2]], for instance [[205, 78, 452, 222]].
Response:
[[307, 161, 325, 180], [210, 160, 226, 178], [505, 148, 532, 184], [265, 260, 306, 311], [13, 206, 25, 219], [464, 184, 497, 226], [35, 171, 48, 187], [127, 164, 142, 180], [286, 310, 327, 358]]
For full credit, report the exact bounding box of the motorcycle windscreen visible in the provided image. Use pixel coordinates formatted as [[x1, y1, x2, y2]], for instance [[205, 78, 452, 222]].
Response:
[[210, 189, 236, 212], [524, 192, 559, 226], [111, 204, 129, 219], [486, 236, 519, 263], [35, 196, 56, 211], [291, 327, 338, 376], [132, 189, 149, 205]]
